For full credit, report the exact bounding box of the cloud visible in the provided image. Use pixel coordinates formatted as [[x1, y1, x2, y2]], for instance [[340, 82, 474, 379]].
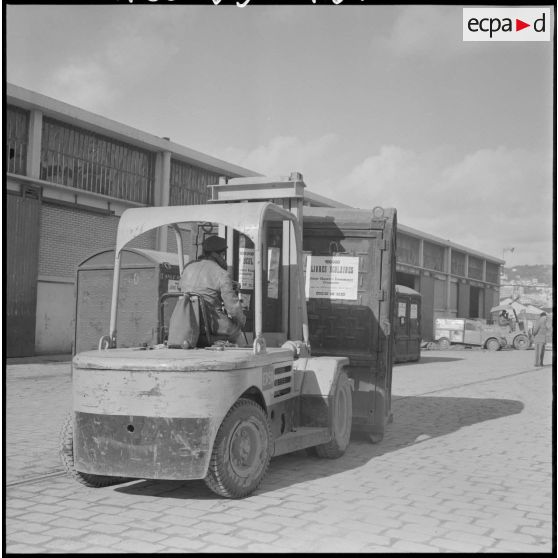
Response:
[[217, 133, 344, 183], [380, 6, 475, 61], [342, 145, 553, 264], [220, 135, 553, 264], [43, 62, 113, 111]]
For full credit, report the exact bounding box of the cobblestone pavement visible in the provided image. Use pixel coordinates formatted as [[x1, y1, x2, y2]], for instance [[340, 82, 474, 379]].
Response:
[[5, 348, 555, 553]]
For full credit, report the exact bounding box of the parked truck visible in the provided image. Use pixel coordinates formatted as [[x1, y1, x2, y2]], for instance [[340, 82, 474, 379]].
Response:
[[434, 309, 530, 352], [60, 173, 397, 498]]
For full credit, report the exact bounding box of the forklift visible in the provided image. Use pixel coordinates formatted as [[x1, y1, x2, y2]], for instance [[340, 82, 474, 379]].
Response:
[[60, 173, 396, 498]]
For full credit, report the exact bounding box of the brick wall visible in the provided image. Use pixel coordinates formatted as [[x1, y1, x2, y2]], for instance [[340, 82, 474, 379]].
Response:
[[38, 203, 156, 277]]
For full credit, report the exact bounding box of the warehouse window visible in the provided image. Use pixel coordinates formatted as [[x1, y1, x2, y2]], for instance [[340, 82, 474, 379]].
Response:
[[468, 256, 483, 280], [423, 241, 445, 272], [169, 159, 221, 206], [396, 234, 420, 266], [6, 105, 29, 176], [485, 262, 499, 284], [40, 118, 154, 204], [451, 251, 466, 276]]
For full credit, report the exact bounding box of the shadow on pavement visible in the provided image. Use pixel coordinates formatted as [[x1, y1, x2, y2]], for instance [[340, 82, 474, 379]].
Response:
[[114, 394, 523, 500]]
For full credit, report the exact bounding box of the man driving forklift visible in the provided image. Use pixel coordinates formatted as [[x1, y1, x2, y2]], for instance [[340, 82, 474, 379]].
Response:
[[168, 235, 246, 347]]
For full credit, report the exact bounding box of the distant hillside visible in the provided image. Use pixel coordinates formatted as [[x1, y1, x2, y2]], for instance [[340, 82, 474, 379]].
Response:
[[504, 264, 553, 285]]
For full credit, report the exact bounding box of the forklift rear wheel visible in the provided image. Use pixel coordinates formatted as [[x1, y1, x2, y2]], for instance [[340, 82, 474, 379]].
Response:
[[513, 334, 530, 350], [485, 338, 501, 351], [204, 398, 271, 499], [59, 412, 129, 488], [437, 338, 450, 350], [315, 371, 352, 458]]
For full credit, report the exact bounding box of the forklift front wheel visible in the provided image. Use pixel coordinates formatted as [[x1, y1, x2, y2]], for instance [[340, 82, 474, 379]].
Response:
[[437, 338, 450, 350], [513, 334, 530, 350], [315, 371, 353, 459], [204, 398, 272, 499], [59, 412, 129, 488], [485, 338, 501, 351]]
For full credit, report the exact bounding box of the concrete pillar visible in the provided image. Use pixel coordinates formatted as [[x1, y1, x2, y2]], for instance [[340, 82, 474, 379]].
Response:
[[154, 151, 171, 251], [446, 246, 452, 311], [26, 110, 43, 179], [419, 239, 424, 267]]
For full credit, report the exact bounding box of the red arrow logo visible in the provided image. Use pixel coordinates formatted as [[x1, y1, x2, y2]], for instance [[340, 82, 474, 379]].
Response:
[[516, 19, 530, 31]]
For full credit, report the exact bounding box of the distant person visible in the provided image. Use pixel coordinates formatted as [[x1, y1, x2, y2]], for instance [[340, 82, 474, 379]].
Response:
[[498, 310, 510, 327], [532, 312, 548, 367]]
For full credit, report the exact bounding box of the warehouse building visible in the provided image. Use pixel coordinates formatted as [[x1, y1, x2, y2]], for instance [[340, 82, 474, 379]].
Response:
[[5, 83, 503, 356]]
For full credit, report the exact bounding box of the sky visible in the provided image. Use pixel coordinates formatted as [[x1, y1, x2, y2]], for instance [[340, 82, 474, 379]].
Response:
[[5, 4, 555, 266]]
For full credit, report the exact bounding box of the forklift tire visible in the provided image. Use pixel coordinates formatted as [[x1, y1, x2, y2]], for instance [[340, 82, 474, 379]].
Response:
[[513, 334, 530, 350], [204, 398, 272, 499], [485, 338, 501, 351], [59, 412, 129, 488], [437, 338, 450, 350], [315, 371, 352, 459]]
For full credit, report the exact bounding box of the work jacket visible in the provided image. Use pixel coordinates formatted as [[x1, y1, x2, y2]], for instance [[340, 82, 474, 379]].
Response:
[[179, 257, 246, 338], [532, 315, 549, 343]]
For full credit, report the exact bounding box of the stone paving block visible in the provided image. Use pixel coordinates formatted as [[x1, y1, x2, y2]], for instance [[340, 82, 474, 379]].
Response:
[[441, 520, 491, 535], [5, 520, 51, 534], [123, 508, 163, 521], [6, 498, 36, 510], [29, 503, 67, 514], [519, 525, 553, 538], [15, 511, 58, 523], [202, 544, 244, 553], [4, 543, 45, 553], [234, 529, 280, 543], [160, 536, 208, 550], [335, 519, 389, 535], [81, 533, 124, 547], [235, 518, 283, 533], [281, 500, 321, 512], [258, 513, 307, 528], [8, 531, 53, 545], [119, 529, 168, 543], [198, 512, 244, 524], [202, 532, 252, 548], [47, 526, 89, 538], [344, 530, 393, 546], [76, 545, 124, 554], [246, 542, 294, 553], [489, 529, 540, 544], [82, 522, 131, 534], [492, 540, 552, 553], [50, 517, 97, 529], [391, 540, 442, 552], [222, 506, 263, 520], [43, 539, 90, 552], [112, 539, 166, 553], [260, 505, 303, 518], [384, 528, 437, 543], [430, 537, 484, 552], [4, 508, 28, 519], [444, 530, 498, 548]]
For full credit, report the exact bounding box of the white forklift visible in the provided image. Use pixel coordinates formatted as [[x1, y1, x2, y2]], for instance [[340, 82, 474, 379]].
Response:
[[61, 173, 396, 498]]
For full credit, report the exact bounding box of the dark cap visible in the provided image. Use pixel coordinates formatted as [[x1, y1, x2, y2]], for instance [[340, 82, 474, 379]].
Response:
[[202, 235, 227, 253]]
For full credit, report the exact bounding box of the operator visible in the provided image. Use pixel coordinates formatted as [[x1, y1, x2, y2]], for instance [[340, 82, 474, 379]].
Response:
[[179, 235, 246, 342], [498, 310, 510, 327], [532, 312, 548, 367]]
